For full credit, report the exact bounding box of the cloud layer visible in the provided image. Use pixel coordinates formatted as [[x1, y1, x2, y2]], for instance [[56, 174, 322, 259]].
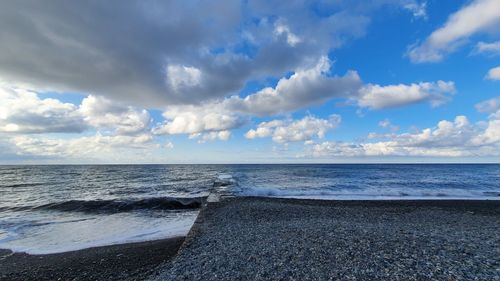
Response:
[[311, 114, 500, 157], [0, 1, 409, 108], [0, 1, 497, 163]]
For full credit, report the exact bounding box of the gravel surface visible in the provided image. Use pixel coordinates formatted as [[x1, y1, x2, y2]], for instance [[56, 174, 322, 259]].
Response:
[[0, 237, 184, 281], [153, 198, 500, 281]]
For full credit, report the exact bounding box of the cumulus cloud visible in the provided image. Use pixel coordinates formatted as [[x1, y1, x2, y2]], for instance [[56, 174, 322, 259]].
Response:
[[0, 83, 153, 136], [473, 41, 500, 56], [0, 57, 457, 152], [191, 130, 232, 143], [227, 57, 362, 116], [79, 95, 151, 135], [473, 110, 500, 145], [0, 84, 87, 133], [0, 86, 161, 161], [166, 65, 203, 92], [224, 57, 455, 115], [0, 1, 488, 162], [311, 114, 500, 157], [475, 97, 500, 113], [408, 0, 500, 63], [0, 1, 398, 107], [149, 57, 456, 141], [10, 133, 156, 159], [357, 81, 455, 109], [486, 66, 500, 80], [0, 1, 247, 106], [153, 103, 244, 142], [245, 115, 341, 144]]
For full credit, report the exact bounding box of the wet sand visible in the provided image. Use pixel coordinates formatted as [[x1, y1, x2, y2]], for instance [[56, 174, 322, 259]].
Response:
[[0, 237, 184, 281]]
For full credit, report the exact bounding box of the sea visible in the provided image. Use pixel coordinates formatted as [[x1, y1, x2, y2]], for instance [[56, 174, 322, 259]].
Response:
[[0, 164, 499, 254]]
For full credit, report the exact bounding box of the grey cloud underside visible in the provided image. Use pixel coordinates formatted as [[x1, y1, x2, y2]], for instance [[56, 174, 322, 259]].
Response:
[[227, 72, 362, 116], [0, 1, 237, 106], [4, 114, 87, 134], [0, 0, 419, 108]]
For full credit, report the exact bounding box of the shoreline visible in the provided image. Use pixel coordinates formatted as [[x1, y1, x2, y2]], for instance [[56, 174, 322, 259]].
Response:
[[1, 198, 499, 280], [240, 195, 500, 201]]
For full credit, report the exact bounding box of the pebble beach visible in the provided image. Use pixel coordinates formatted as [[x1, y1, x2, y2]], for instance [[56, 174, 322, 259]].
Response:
[[1, 197, 499, 280], [155, 197, 500, 280]]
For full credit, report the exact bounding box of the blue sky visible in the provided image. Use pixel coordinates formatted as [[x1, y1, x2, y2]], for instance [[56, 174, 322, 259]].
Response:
[[0, 0, 499, 163]]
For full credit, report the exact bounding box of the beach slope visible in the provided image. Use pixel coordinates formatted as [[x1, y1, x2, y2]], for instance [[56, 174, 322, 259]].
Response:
[[0, 237, 184, 281], [155, 197, 500, 280]]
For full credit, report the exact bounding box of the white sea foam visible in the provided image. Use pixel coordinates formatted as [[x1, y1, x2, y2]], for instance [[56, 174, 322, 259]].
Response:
[[217, 174, 233, 180], [0, 211, 198, 255], [1, 164, 499, 255], [239, 187, 500, 200], [213, 173, 237, 191]]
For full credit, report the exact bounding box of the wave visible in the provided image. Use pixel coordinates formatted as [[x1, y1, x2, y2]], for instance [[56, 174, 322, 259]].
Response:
[[1, 197, 204, 213], [213, 173, 237, 188], [238, 187, 500, 200], [0, 182, 46, 188]]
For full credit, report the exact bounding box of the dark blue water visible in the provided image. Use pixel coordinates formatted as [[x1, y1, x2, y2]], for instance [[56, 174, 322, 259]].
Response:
[[0, 164, 499, 254]]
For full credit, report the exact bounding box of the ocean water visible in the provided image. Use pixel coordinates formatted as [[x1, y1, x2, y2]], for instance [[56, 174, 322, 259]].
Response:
[[0, 164, 499, 254]]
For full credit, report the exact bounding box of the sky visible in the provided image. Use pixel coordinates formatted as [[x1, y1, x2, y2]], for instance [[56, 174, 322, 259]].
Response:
[[0, 0, 499, 164]]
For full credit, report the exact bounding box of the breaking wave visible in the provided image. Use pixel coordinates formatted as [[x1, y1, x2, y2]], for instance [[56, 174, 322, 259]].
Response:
[[0, 197, 204, 213]]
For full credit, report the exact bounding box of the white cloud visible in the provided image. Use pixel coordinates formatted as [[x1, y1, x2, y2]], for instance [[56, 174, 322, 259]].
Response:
[[165, 142, 174, 149], [475, 97, 500, 113], [486, 66, 500, 80], [0, 84, 153, 136], [0, 1, 391, 107], [408, 0, 500, 63], [474, 41, 500, 55], [80, 95, 151, 135], [357, 80, 455, 109], [403, 1, 427, 19], [245, 120, 285, 139], [472, 112, 500, 145], [150, 57, 456, 141], [191, 130, 232, 143], [166, 65, 202, 91], [228, 57, 362, 116], [311, 114, 500, 157], [153, 103, 244, 141], [0, 84, 87, 134], [0, 1, 456, 113], [246, 115, 341, 144], [378, 119, 399, 132], [274, 22, 302, 46], [10, 133, 156, 159], [225, 57, 455, 115]]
